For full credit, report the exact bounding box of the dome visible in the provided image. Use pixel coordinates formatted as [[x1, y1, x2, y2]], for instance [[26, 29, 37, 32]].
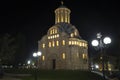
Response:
[[58, 5, 67, 8], [55, 22, 81, 39]]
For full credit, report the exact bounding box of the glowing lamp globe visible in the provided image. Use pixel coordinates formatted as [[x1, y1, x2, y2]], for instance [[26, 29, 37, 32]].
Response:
[[37, 51, 42, 56], [91, 40, 99, 46], [33, 52, 37, 57], [27, 60, 31, 64], [103, 37, 111, 44]]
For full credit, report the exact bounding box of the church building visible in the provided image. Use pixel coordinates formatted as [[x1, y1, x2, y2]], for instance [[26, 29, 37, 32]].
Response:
[[38, 2, 88, 70]]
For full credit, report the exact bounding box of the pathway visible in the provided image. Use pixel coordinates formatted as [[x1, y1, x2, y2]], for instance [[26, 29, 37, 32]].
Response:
[[0, 73, 31, 80]]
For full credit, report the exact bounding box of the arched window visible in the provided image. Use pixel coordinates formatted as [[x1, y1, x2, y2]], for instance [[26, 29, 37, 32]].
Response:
[[50, 30, 52, 34], [82, 53, 87, 59], [74, 31, 77, 36], [62, 40, 65, 45], [55, 29, 57, 33], [49, 42, 51, 47], [53, 29, 55, 34], [62, 53, 65, 59], [52, 41, 55, 47], [56, 41, 59, 46], [42, 43, 45, 48], [70, 33, 74, 37], [69, 41, 71, 45], [42, 56, 45, 61]]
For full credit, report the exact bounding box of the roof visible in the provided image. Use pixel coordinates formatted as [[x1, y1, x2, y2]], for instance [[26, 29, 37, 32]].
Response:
[[58, 5, 67, 8], [54, 22, 82, 39]]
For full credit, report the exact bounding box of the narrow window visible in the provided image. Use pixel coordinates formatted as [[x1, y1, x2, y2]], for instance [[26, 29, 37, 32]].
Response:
[[83, 53, 87, 59], [48, 36, 50, 39], [42, 56, 45, 61], [53, 29, 55, 34], [55, 29, 57, 33], [74, 31, 77, 36], [52, 41, 55, 47], [56, 41, 59, 46], [83, 54, 85, 59], [49, 42, 51, 47], [57, 34, 59, 37], [69, 41, 71, 45], [42, 43, 45, 48], [70, 33, 74, 37], [62, 40, 65, 45], [62, 53, 65, 59], [50, 30, 52, 34]]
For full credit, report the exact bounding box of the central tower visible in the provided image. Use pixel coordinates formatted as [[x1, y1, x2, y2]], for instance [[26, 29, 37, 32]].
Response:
[[55, 2, 71, 24]]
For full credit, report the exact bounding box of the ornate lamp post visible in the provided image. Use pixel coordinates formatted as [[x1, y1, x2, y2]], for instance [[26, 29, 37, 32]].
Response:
[[91, 33, 111, 80], [33, 51, 42, 68], [33, 51, 42, 80], [27, 60, 31, 68]]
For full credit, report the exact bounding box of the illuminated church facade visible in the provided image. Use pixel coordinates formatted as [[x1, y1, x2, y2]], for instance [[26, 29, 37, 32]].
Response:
[[38, 3, 88, 70]]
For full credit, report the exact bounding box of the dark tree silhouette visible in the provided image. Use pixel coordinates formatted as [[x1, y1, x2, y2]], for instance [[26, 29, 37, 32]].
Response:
[[0, 34, 16, 65], [14, 33, 27, 67]]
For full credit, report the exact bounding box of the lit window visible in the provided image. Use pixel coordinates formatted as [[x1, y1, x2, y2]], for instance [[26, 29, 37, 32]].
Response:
[[83, 54, 87, 59], [55, 29, 57, 33], [50, 30, 52, 34], [75, 31, 77, 36], [55, 35, 57, 38], [62, 40, 65, 45], [48, 36, 50, 39], [75, 41, 77, 45], [53, 29, 55, 34], [83, 43, 85, 47], [57, 34, 59, 37], [62, 53, 65, 59], [49, 42, 51, 47], [108, 62, 112, 71], [42, 56, 45, 61], [69, 41, 71, 45], [70, 33, 74, 37], [52, 41, 55, 47], [100, 57, 102, 59], [77, 42, 79, 45], [42, 43, 45, 48], [85, 43, 87, 47], [80, 42, 82, 46], [83, 54, 85, 59], [82, 43, 84, 46], [56, 41, 59, 46]]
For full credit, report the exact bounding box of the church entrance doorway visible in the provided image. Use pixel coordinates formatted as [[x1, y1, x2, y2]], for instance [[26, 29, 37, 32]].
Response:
[[52, 59, 56, 69]]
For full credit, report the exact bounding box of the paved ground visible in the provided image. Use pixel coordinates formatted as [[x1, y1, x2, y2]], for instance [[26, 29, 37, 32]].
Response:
[[0, 77, 21, 80], [0, 73, 31, 80]]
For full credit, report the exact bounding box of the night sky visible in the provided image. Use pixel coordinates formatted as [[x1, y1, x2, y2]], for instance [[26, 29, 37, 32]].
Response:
[[0, 0, 120, 58]]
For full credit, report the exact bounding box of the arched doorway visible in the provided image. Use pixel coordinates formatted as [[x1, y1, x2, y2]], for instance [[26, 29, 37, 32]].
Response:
[[52, 59, 56, 69]]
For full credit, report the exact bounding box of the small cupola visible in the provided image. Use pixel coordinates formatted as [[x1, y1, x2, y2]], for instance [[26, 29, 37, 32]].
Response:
[[55, 1, 71, 24]]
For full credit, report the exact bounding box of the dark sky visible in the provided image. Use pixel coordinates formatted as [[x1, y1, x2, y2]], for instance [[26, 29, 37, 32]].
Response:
[[0, 0, 120, 57]]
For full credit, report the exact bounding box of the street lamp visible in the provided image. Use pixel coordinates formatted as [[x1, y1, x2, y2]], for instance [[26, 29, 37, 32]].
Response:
[[33, 51, 42, 80], [27, 60, 31, 68], [27, 60, 31, 65], [33, 51, 42, 68], [91, 33, 111, 80]]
